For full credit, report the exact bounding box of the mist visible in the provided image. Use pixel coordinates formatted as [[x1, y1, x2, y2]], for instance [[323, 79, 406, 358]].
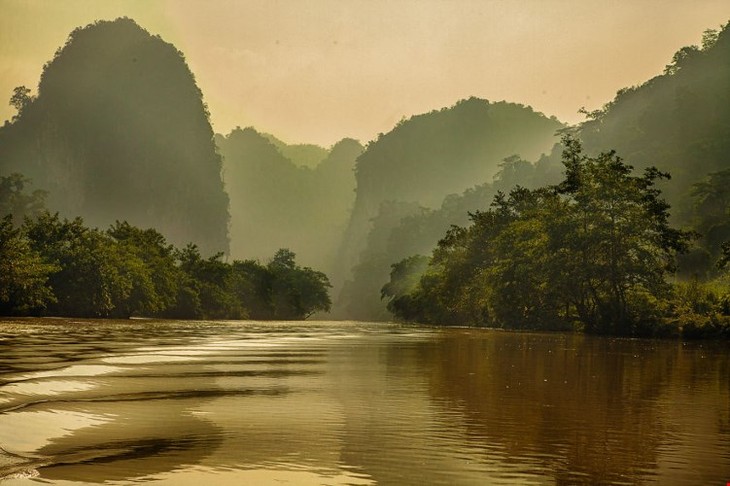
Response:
[[1, 5, 729, 331]]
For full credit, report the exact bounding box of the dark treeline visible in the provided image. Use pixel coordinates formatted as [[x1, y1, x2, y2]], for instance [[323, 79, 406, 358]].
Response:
[[382, 136, 730, 339], [0, 174, 330, 319]]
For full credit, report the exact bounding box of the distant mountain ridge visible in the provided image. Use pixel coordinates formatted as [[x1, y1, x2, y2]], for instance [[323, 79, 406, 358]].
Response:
[[218, 127, 362, 273], [260, 133, 329, 169]]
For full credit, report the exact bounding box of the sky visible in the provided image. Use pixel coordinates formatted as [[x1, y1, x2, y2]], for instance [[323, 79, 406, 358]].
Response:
[[0, 0, 728, 146]]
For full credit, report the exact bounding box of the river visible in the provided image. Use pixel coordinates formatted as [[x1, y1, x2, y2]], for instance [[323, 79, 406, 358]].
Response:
[[0, 319, 727, 485]]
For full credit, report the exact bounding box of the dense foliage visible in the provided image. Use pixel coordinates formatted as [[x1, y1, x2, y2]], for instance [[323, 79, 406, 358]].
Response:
[[0, 18, 230, 255], [335, 153, 564, 320], [576, 23, 730, 218], [382, 137, 726, 337], [338, 22, 730, 324], [218, 127, 362, 273], [334, 98, 564, 317], [0, 211, 331, 319]]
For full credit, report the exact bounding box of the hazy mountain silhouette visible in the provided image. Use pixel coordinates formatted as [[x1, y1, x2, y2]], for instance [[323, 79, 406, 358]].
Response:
[[0, 18, 229, 254], [261, 133, 329, 169], [4, 15, 728, 323], [350, 21, 730, 321], [218, 127, 362, 273], [332, 98, 563, 318]]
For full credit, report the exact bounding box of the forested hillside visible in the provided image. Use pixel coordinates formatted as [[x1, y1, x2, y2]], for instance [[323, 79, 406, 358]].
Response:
[[0, 18, 230, 255], [333, 98, 564, 319], [218, 127, 362, 273], [344, 23, 730, 323], [569, 23, 730, 277], [577, 25, 730, 218], [379, 22, 730, 337], [337, 152, 563, 320]]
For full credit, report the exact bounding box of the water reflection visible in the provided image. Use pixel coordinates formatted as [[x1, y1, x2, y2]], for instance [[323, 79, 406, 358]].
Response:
[[0, 319, 727, 484], [416, 331, 730, 484]]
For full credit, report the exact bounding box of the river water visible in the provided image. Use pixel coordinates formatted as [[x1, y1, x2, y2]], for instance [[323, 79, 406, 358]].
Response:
[[0, 319, 727, 485]]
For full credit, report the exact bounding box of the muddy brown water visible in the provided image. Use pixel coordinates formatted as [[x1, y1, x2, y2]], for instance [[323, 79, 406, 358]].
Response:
[[0, 319, 728, 484]]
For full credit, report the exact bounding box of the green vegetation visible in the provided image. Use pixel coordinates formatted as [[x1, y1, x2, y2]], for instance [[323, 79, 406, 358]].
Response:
[[0, 180, 331, 319], [383, 136, 730, 338], [2, 15, 730, 340], [0, 215, 58, 315], [333, 98, 564, 318], [0, 18, 229, 255], [576, 23, 730, 219]]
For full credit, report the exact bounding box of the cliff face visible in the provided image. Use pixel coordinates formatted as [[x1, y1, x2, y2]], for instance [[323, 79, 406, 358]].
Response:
[[218, 127, 362, 273], [0, 18, 230, 255], [334, 98, 563, 290]]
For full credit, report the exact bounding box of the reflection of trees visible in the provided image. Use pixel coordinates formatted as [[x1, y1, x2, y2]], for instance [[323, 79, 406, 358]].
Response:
[[3, 322, 728, 484], [420, 330, 730, 484], [334, 341, 474, 485]]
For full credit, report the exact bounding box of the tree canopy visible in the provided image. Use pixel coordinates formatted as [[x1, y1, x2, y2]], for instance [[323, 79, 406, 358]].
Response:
[[1, 209, 331, 320], [385, 136, 693, 336]]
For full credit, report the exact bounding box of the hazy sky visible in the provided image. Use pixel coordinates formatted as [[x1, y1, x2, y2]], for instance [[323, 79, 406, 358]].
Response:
[[1, 0, 728, 146]]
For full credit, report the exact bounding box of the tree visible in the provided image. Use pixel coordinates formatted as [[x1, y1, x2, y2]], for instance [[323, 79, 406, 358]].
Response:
[[388, 136, 691, 336], [268, 249, 331, 319], [0, 173, 47, 225], [108, 221, 181, 316], [555, 136, 691, 333], [171, 244, 243, 319], [0, 215, 57, 314], [8, 86, 33, 119], [381, 255, 429, 304]]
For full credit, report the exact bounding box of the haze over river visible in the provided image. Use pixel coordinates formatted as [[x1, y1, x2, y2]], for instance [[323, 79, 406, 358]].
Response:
[[0, 319, 728, 484]]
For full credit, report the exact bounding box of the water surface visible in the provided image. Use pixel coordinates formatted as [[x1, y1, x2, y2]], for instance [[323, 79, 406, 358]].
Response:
[[0, 319, 728, 484]]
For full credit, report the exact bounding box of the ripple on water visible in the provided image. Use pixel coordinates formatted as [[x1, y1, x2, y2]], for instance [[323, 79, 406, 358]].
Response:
[[0, 319, 728, 485]]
